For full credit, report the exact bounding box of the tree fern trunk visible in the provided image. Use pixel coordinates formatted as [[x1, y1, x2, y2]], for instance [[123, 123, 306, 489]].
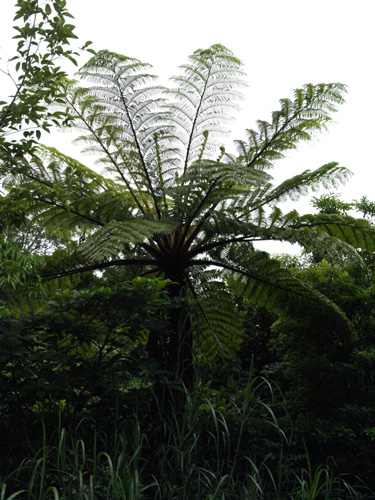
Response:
[[143, 276, 193, 497], [165, 279, 193, 389]]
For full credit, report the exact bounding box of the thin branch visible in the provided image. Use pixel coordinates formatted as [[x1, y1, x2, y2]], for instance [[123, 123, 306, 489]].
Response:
[[0, 9, 39, 130]]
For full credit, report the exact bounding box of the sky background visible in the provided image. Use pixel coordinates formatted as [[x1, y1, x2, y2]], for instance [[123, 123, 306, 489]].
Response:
[[1, 0, 374, 253]]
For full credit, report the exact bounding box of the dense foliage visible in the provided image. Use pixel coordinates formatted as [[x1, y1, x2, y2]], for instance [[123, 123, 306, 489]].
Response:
[[1, 2, 375, 499]]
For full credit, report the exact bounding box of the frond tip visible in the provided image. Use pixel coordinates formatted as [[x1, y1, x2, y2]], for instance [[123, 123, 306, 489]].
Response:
[[235, 83, 347, 170]]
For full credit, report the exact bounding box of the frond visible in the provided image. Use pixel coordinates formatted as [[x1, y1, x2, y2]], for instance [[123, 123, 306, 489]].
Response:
[[188, 206, 375, 271], [186, 159, 272, 188], [62, 56, 175, 215], [169, 159, 272, 226], [165, 44, 247, 173], [192, 250, 352, 338], [3, 146, 137, 232], [291, 213, 375, 254], [78, 218, 179, 262], [234, 83, 347, 170], [249, 162, 351, 210], [193, 279, 243, 360]]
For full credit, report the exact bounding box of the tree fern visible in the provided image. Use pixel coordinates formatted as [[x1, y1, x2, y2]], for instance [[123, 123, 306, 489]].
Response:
[[2, 44, 372, 381]]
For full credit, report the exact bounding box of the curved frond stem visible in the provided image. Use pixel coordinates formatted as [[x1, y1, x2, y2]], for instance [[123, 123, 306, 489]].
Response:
[[153, 132, 169, 210], [181, 197, 222, 254], [291, 219, 361, 231], [178, 178, 219, 254], [189, 258, 319, 303], [140, 240, 165, 259], [32, 197, 105, 226], [111, 137, 153, 211], [65, 95, 147, 214], [183, 66, 212, 174], [246, 105, 309, 169], [12, 165, 55, 189], [187, 236, 269, 258], [42, 257, 157, 279], [249, 163, 346, 213], [116, 79, 162, 218]]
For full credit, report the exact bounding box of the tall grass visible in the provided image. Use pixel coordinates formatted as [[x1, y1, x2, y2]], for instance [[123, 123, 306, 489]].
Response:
[[1, 371, 370, 500]]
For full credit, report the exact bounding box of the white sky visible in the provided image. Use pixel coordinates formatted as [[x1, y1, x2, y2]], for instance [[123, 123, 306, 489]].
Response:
[[1, 0, 374, 252]]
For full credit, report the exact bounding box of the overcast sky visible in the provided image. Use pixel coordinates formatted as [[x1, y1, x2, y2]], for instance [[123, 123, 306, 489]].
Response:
[[1, 0, 374, 251]]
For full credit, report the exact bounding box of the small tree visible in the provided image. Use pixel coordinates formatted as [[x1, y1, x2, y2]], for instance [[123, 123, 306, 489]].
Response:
[[3, 45, 375, 385], [0, 0, 84, 160]]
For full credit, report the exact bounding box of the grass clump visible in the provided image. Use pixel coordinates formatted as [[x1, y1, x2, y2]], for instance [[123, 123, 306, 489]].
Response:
[[1, 371, 371, 500]]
